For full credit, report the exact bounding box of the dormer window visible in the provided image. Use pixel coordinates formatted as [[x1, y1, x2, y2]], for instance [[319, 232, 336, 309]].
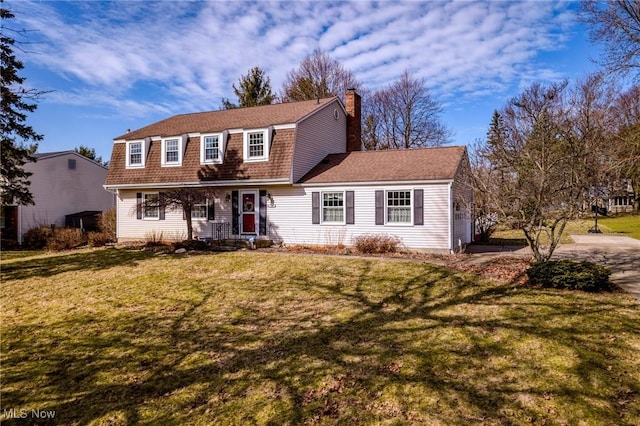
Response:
[[161, 136, 185, 166], [200, 132, 226, 164], [243, 128, 271, 162], [126, 140, 146, 168]]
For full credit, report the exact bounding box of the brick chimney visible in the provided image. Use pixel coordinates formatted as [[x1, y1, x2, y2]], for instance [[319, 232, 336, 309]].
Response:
[[345, 88, 361, 152]]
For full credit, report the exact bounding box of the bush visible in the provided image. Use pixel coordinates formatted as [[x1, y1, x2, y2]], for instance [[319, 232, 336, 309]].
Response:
[[353, 234, 402, 254], [99, 207, 117, 241], [526, 260, 612, 292], [144, 230, 165, 247], [22, 226, 53, 249], [47, 228, 86, 251], [87, 231, 112, 247]]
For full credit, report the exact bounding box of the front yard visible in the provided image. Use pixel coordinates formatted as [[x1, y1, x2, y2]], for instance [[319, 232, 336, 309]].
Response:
[[1, 248, 639, 424]]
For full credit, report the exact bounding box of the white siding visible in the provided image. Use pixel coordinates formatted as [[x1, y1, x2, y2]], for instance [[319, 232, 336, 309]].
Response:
[[116, 183, 452, 251], [18, 153, 114, 241], [291, 101, 346, 182], [268, 184, 451, 251]]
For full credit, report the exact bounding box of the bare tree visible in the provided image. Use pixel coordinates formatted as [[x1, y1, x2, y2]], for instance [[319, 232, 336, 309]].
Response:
[[610, 84, 640, 210], [468, 138, 499, 242], [136, 188, 219, 241], [579, 0, 640, 81], [281, 48, 362, 102], [363, 70, 451, 150]]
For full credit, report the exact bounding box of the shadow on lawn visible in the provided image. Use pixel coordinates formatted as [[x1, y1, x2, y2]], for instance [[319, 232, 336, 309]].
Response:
[[2, 258, 638, 424], [0, 248, 157, 281]]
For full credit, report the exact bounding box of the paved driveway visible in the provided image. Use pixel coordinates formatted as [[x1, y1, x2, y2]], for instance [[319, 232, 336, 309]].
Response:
[[554, 235, 640, 302]]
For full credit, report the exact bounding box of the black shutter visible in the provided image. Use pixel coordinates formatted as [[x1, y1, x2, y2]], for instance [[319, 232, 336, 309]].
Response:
[[159, 193, 165, 221], [259, 190, 267, 235], [346, 191, 354, 224], [413, 189, 423, 225], [311, 192, 320, 224], [136, 192, 142, 219], [232, 190, 239, 234], [375, 190, 384, 225], [207, 199, 215, 221]]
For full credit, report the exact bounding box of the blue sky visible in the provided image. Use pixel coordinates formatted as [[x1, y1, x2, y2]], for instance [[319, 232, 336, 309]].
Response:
[[8, 0, 601, 162]]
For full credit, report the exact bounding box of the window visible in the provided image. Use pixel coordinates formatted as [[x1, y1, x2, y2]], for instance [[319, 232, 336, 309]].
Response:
[[386, 190, 412, 224], [243, 128, 271, 161], [129, 142, 142, 167], [143, 193, 159, 220], [200, 133, 224, 164], [161, 138, 182, 166], [192, 200, 207, 219], [322, 192, 344, 223]]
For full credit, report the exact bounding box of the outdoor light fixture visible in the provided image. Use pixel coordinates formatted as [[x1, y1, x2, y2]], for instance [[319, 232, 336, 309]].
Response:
[[266, 192, 275, 207], [225, 193, 231, 203]]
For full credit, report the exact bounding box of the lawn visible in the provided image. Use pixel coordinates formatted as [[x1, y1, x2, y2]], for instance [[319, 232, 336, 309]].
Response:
[[1, 248, 639, 425], [490, 215, 640, 244]]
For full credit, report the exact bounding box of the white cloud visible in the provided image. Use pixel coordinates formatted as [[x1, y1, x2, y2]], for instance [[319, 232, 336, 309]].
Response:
[[11, 0, 581, 119]]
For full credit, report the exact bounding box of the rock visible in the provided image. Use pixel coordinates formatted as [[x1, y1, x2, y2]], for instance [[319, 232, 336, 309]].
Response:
[[174, 248, 187, 254]]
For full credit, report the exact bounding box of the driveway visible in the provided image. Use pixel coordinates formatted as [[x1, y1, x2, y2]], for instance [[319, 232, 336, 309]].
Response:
[[554, 235, 640, 302], [467, 235, 640, 302]]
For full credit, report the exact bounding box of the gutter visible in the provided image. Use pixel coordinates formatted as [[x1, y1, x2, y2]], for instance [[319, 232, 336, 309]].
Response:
[[103, 178, 291, 191]]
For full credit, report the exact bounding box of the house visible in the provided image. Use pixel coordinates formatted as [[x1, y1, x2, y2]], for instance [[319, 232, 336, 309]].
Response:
[[1, 151, 115, 245], [104, 90, 473, 253]]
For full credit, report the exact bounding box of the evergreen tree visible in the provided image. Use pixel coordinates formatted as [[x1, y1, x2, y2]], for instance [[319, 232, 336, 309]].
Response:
[[222, 66, 274, 109], [74, 145, 104, 166], [1, 6, 44, 205]]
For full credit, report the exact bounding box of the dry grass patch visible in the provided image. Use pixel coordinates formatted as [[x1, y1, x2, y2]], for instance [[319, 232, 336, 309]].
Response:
[[1, 248, 639, 425]]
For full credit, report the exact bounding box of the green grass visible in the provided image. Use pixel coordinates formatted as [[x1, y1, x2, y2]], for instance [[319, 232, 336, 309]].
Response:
[[1, 248, 639, 425], [490, 215, 640, 244], [598, 215, 640, 240]]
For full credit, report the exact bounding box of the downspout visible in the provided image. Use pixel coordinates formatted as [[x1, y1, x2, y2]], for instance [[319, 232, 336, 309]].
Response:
[[448, 181, 453, 254]]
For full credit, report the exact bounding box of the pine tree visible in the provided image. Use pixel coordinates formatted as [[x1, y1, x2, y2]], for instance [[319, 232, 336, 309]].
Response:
[[222, 66, 274, 109], [1, 6, 44, 205]]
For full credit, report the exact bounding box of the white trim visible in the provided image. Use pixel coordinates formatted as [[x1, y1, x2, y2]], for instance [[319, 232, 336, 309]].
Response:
[[273, 123, 296, 130], [125, 139, 146, 169], [298, 179, 454, 187], [104, 178, 290, 191], [239, 190, 259, 234], [385, 189, 413, 226], [243, 127, 272, 162], [161, 135, 185, 167], [448, 182, 453, 253], [200, 131, 226, 165], [321, 190, 346, 225], [142, 192, 160, 220]]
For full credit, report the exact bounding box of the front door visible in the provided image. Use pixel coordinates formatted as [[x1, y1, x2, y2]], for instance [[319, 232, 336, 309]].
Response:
[[241, 191, 257, 234]]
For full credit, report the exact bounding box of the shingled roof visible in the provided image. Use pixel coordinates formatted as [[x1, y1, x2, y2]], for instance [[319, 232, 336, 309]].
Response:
[[298, 146, 467, 184], [116, 97, 337, 140]]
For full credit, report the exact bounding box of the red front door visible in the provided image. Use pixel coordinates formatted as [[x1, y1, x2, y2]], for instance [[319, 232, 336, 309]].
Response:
[[241, 192, 256, 234]]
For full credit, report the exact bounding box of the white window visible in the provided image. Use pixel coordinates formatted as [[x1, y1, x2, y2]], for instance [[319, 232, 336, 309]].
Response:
[[161, 137, 183, 166], [200, 133, 224, 164], [322, 192, 344, 223], [143, 193, 159, 220], [243, 128, 271, 162], [386, 190, 412, 224], [192, 200, 208, 219], [126, 141, 144, 168]]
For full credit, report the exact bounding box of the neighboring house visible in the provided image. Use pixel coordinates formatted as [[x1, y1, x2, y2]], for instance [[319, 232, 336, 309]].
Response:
[[104, 90, 473, 253], [1, 151, 115, 244], [606, 179, 637, 214]]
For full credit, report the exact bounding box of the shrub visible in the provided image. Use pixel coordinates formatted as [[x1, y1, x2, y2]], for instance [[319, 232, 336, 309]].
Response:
[[46, 228, 86, 251], [22, 226, 53, 249], [353, 234, 402, 254], [87, 231, 112, 247], [526, 260, 612, 292], [144, 230, 165, 247], [98, 207, 117, 241]]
